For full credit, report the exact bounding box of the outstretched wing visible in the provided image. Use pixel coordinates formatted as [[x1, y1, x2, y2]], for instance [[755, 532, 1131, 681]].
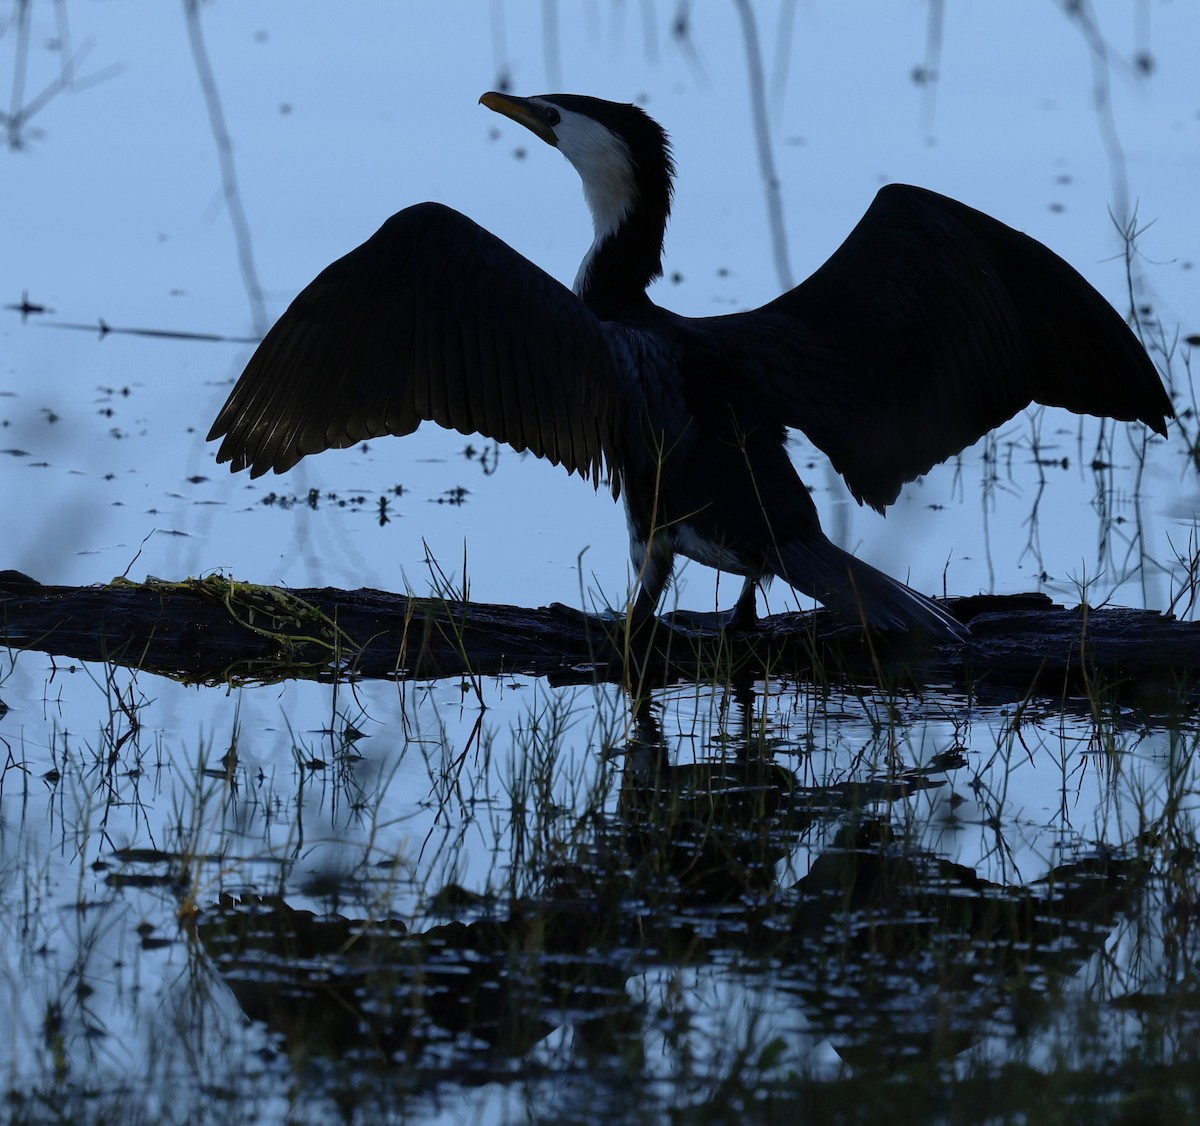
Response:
[[208, 202, 626, 485], [718, 184, 1172, 511]]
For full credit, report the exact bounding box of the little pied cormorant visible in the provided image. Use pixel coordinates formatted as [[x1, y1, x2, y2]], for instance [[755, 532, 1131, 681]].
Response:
[[208, 92, 1173, 641]]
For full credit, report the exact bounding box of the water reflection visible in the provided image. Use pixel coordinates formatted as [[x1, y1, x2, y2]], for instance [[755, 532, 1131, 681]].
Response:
[[188, 739, 1142, 1077], [2, 636, 1197, 1117], [169, 683, 1156, 1084]]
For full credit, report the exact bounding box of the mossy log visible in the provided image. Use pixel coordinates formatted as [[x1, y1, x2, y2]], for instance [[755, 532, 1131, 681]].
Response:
[[0, 569, 1195, 707]]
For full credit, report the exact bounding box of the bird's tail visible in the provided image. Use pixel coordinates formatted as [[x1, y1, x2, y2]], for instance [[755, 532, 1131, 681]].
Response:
[[769, 537, 969, 642]]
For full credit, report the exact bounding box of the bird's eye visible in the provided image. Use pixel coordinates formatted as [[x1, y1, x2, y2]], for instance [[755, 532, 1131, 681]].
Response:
[[545, 107, 561, 126]]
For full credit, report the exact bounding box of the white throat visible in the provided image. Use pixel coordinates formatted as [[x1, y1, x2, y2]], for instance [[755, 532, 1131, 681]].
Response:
[[536, 103, 639, 295]]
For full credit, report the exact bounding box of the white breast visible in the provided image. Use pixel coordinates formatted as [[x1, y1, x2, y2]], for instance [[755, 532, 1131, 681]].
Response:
[[674, 526, 757, 577]]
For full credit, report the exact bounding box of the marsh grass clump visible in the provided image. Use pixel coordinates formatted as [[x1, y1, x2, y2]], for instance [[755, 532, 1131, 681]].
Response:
[[121, 574, 362, 686]]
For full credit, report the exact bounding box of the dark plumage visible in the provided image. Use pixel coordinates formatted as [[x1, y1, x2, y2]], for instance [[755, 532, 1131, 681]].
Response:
[[208, 92, 1173, 640]]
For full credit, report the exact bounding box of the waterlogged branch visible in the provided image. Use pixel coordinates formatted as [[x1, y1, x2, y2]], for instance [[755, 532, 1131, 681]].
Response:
[[0, 572, 1196, 707], [733, 0, 793, 292], [183, 0, 268, 337], [1, 5, 121, 150]]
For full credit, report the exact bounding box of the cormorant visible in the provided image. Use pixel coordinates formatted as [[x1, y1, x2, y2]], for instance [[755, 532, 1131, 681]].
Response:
[[208, 92, 1173, 640]]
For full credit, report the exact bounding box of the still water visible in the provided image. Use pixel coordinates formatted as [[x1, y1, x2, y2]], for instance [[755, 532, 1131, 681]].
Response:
[[3, 2, 1200, 1121]]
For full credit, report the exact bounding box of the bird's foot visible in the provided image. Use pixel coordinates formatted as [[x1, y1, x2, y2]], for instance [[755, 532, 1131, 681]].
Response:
[[660, 605, 758, 633]]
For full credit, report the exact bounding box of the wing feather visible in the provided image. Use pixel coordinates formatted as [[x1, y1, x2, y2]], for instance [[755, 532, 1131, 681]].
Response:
[[713, 184, 1172, 510], [208, 202, 626, 484]]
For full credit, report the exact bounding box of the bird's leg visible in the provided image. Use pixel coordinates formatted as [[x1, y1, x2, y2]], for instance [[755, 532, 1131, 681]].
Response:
[[681, 578, 760, 629], [726, 576, 760, 630], [659, 575, 762, 632], [617, 536, 681, 681], [628, 534, 674, 626]]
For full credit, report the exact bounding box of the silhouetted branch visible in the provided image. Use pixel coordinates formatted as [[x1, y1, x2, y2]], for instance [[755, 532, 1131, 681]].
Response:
[[1060, 0, 1137, 225], [769, 0, 797, 116], [732, 0, 793, 291], [541, 0, 562, 90], [33, 316, 259, 344], [1, 3, 120, 149], [183, 0, 268, 335], [916, 0, 944, 138]]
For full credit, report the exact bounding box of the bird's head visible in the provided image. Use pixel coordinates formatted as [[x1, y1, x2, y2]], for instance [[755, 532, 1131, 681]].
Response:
[[480, 91, 674, 257]]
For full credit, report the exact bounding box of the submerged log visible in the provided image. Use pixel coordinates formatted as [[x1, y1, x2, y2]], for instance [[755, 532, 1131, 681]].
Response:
[[0, 569, 1196, 706]]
